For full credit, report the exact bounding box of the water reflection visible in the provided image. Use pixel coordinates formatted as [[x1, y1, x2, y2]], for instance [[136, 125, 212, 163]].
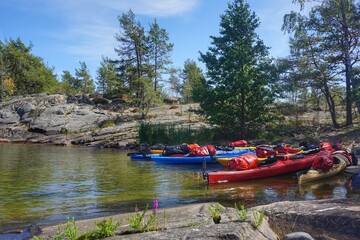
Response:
[[0, 143, 358, 231]]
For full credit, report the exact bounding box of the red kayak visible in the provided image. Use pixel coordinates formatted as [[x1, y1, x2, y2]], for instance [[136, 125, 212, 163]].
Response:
[[205, 151, 321, 184]]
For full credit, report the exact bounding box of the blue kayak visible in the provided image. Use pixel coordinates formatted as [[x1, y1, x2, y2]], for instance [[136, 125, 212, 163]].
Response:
[[130, 153, 159, 160], [129, 149, 254, 161], [150, 150, 254, 165]]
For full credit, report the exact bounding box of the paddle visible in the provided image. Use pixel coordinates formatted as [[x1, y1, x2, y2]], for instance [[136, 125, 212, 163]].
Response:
[[202, 156, 208, 180]]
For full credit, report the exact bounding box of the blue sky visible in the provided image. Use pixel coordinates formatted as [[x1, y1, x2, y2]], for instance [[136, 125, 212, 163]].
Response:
[[0, 0, 298, 80]]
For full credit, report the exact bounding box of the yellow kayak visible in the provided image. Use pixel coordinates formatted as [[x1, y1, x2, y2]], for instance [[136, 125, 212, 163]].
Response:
[[298, 153, 348, 185], [234, 146, 257, 150], [150, 149, 164, 154]]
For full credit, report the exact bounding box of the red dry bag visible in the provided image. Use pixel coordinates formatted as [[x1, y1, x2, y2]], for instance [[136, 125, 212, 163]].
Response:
[[312, 151, 334, 171], [227, 154, 259, 170], [228, 140, 248, 147]]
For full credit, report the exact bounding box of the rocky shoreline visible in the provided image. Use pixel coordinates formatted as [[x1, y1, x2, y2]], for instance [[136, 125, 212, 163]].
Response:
[[1, 93, 359, 150], [0, 94, 207, 148], [2, 199, 359, 240]]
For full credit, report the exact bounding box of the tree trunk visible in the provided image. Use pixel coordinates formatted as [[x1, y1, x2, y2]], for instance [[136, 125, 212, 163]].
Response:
[[340, 1, 353, 126], [322, 85, 339, 128]]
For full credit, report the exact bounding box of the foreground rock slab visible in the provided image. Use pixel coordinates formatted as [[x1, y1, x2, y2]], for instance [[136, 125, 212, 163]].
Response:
[[31, 198, 360, 239], [37, 203, 278, 240], [253, 198, 360, 240]]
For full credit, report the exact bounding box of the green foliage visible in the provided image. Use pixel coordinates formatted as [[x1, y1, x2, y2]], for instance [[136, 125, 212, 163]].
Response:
[[114, 10, 173, 108], [138, 122, 214, 145], [99, 120, 115, 128], [125, 203, 165, 233], [168, 67, 182, 97], [235, 203, 248, 222], [115, 10, 148, 105], [139, 77, 163, 118], [60, 70, 80, 94], [1, 77, 15, 100], [52, 217, 78, 240], [208, 203, 223, 224], [75, 62, 95, 94], [148, 18, 174, 92], [282, 0, 360, 127], [93, 217, 122, 238], [251, 209, 265, 228], [126, 205, 147, 231], [181, 59, 206, 103], [197, 0, 279, 138], [96, 57, 122, 98], [0, 37, 58, 97]]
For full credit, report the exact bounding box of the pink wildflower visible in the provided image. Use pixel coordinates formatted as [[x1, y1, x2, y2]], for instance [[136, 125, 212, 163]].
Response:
[[152, 199, 159, 215]]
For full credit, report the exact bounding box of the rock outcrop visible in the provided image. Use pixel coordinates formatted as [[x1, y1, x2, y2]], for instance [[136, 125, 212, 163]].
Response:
[[0, 94, 207, 148], [32, 199, 360, 240], [253, 198, 360, 240]]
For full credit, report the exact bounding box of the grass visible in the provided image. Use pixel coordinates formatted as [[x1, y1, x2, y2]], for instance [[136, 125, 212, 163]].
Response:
[[251, 208, 265, 228], [138, 122, 214, 145]]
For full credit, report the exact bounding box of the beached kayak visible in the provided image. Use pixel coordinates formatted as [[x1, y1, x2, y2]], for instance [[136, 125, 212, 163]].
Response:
[[298, 153, 349, 185], [205, 151, 322, 184], [216, 156, 267, 167], [150, 149, 254, 165], [129, 148, 255, 161]]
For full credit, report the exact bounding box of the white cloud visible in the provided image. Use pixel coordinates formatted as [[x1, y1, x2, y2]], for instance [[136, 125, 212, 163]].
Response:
[[39, 0, 200, 71], [102, 0, 200, 17]]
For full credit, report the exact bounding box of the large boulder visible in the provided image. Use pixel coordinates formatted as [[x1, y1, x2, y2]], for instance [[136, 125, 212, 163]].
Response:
[[252, 198, 360, 240]]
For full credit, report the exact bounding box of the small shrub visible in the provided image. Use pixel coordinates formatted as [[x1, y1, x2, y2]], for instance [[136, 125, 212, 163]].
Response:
[[251, 209, 265, 228], [95, 217, 122, 238], [125, 200, 164, 233], [99, 120, 115, 128], [235, 203, 247, 222], [53, 217, 78, 240], [208, 203, 223, 224]]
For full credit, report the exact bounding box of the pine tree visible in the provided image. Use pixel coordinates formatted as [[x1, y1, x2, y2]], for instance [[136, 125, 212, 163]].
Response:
[[283, 0, 360, 126], [148, 18, 173, 92], [75, 62, 95, 94], [96, 57, 120, 98], [181, 59, 205, 103], [115, 9, 148, 104], [198, 0, 279, 138]]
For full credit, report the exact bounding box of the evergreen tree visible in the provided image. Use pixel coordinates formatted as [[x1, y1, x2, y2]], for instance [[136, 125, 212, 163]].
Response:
[[168, 67, 182, 97], [75, 62, 95, 94], [283, 0, 360, 126], [0, 37, 58, 96], [181, 59, 205, 103], [148, 19, 173, 91], [96, 57, 120, 98], [198, 0, 279, 138], [115, 9, 148, 104], [60, 70, 79, 94]]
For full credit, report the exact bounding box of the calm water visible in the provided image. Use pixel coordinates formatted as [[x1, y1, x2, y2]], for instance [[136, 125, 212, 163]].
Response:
[[0, 143, 359, 231]]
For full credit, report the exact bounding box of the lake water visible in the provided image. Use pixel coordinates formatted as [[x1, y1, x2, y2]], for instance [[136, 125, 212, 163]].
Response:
[[0, 143, 359, 231]]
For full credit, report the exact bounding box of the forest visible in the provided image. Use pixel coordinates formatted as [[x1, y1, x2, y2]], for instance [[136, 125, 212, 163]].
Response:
[[0, 0, 359, 139]]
